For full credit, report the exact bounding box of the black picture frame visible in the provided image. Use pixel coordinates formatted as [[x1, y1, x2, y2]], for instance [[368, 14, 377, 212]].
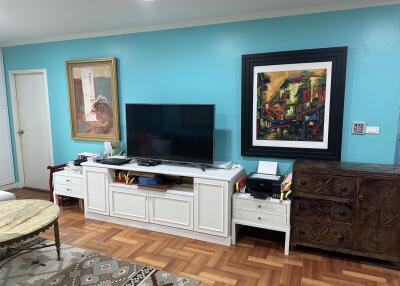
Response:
[[241, 47, 347, 161]]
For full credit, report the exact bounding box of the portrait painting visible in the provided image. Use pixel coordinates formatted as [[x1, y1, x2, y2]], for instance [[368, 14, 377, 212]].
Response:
[[242, 47, 347, 160], [67, 58, 120, 141]]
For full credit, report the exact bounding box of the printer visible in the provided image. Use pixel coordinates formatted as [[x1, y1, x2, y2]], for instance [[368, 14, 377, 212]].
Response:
[[246, 172, 283, 199]]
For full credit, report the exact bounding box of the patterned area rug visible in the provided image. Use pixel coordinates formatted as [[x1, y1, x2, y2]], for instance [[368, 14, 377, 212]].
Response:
[[0, 238, 90, 286], [45, 252, 199, 286], [0, 239, 199, 286]]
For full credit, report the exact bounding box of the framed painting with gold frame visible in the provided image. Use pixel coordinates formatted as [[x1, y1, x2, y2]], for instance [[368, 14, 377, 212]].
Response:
[[66, 57, 120, 141]]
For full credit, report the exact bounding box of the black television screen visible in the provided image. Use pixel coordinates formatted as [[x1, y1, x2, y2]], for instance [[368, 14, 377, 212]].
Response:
[[126, 104, 215, 164]]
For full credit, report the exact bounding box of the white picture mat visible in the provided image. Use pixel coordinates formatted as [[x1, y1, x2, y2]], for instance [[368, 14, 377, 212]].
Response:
[[252, 61, 332, 149]]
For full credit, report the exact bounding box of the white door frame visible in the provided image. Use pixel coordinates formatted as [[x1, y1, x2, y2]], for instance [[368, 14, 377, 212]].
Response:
[[9, 69, 54, 188], [0, 50, 15, 187]]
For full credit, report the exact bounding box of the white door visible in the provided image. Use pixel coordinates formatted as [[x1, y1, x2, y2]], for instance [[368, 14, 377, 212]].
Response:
[[149, 192, 193, 230], [84, 167, 109, 215], [12, 72, 52, 190], [109, 186, 148, 222], [194, 178, 228, 237]]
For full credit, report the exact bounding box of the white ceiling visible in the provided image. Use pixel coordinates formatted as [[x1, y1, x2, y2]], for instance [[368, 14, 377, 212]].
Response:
[[0, 0, 398, 46]]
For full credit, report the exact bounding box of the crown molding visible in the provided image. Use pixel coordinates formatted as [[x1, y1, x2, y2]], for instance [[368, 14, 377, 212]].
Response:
[[1, 1, 399, 47]]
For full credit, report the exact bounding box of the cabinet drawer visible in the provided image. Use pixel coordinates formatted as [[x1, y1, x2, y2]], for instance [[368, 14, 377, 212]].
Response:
[[294, 173, 355, 201], [54, 175, 82, 187], [234, 209, 287, 227], [292, 220, 353, 250], [293, 197, 353, 224], [54, 184, 83, 198], [234, 198, 287, 214]]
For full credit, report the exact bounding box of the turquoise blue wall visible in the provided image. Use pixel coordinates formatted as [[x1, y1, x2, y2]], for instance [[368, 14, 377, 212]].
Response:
[[3, 5, 400, 181]]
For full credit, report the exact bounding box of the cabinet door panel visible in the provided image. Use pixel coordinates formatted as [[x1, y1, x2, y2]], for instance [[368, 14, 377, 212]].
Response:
[[354, 178, 400, 258], [194, 178, 228, 237], [110, 187, 148, 222], [84, 167, 109, 215], [149, 193, 193, 230]]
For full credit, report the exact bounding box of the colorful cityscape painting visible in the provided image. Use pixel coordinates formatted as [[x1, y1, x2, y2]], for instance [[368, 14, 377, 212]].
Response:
[[254, 64, 330, 148]]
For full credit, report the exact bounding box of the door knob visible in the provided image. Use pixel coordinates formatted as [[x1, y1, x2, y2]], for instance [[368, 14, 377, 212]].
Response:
[[18, 130, 24, 135]]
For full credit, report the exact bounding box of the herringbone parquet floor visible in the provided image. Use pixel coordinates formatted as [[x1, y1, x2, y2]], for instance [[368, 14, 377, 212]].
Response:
[[9, 188, 400, 286]]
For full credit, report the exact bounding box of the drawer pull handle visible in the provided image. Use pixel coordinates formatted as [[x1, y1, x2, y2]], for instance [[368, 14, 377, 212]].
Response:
[[66, 180, 71, 182], [337, 234, 345, 242], [299, 230, 305, 235], [258, 217, 261, 220], [300, 181, 306, 186], [339, 210, 345, 216], [67, 188, 71, 191], [258, 205, 262, 208]]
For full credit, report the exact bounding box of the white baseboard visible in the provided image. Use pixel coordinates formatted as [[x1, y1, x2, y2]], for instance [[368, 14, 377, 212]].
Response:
[[85, 212, 232, 246], [1, 182, 23, 190]]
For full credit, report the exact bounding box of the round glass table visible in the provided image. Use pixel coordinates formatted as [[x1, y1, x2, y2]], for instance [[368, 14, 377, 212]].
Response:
[[0, 199, 61, 267]]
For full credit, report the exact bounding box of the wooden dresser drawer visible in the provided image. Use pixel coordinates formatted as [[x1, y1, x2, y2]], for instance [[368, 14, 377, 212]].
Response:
[[294, 172, 355, 201], [54, 184, 83, 198], [54, 174, 82, 187], [234, 209, 287, 226], [292, 197, 353, 224], [234, 197, 287, 214], [292, 220, 353, 250]]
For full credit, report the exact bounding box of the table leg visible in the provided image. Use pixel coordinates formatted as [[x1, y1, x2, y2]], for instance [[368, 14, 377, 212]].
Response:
[[53, 193, 58, 206], [284, 229, 290, 256], [231, 221, 236, 245], [54, 219, 61, 260]]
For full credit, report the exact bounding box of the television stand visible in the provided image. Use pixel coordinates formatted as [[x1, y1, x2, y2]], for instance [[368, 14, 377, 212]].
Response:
[[137, 159, 162, 167]]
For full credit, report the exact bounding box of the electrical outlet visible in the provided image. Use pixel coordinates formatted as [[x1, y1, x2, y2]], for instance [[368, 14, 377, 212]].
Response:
[[352, 122, 366, 135]]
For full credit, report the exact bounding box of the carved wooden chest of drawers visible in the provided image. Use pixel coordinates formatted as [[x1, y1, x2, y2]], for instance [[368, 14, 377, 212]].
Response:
[[291, 160, 400, 265]]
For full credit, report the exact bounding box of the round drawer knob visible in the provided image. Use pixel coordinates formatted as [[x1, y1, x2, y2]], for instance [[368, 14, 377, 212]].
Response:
[[258, 217, 261, 220], [258, 205, 262, 208]]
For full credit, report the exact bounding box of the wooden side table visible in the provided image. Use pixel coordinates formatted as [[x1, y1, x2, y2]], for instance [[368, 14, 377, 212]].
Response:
[[232, 193, 291, 255]]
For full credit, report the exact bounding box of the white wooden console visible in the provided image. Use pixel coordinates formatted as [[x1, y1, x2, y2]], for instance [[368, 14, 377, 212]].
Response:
[[81, 162, 244, 245]]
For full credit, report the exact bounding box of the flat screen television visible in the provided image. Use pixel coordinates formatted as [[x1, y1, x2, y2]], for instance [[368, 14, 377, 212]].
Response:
[[126, 104, 215, 164]]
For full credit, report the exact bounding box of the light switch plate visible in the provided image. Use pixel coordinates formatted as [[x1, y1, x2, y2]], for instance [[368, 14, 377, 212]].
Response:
[[352, 122, 366, 135]]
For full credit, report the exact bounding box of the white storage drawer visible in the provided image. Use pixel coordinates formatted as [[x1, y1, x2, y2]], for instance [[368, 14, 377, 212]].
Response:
[[54, 184, 83, 198], [234, 209, 287, 226], [149, 192, 193, 230], [234, 197, 287, 214], [109, 186, 148, 222], [54, 174, 82, 187]]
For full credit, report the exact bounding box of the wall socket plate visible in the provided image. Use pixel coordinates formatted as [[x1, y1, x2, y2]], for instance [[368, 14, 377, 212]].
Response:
[[352, 122, 366, 135]]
